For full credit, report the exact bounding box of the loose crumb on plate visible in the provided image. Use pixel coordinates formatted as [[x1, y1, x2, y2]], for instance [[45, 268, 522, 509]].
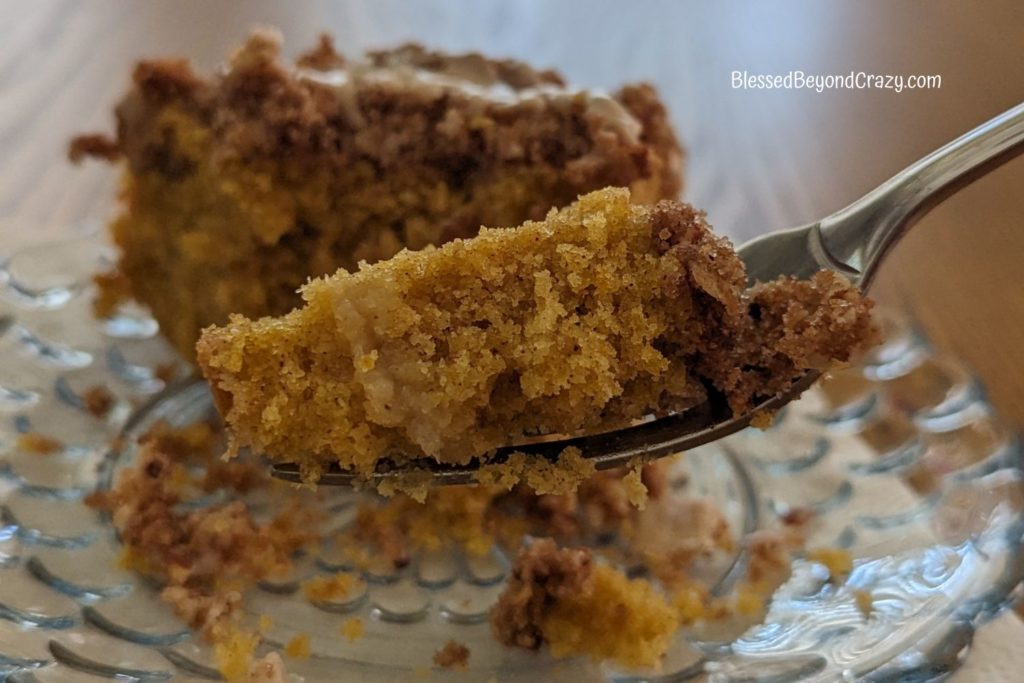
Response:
[[854, 589, 874, 618], [806, 547, 854, 582], [433, 639, 471, 670], [16, 432, 63, 455], [301, 572, 361, 603], [490, 539, 679, 668], [82, 384, 116, 418], [744, 528, 802, 588], [284, 632, 311, 659], [780, 505, 816, 527], [212, 626, 261, 682], [87, 412, 811, 672], [87, 436, 321, 638], [339, 617, 364, 642]]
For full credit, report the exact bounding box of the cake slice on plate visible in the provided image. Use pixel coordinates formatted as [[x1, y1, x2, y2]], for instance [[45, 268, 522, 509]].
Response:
[[70, 30, 683, 360]]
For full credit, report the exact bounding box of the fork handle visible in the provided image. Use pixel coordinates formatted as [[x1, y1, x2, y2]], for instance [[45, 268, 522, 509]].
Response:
[[817, 101, 1024, 290]]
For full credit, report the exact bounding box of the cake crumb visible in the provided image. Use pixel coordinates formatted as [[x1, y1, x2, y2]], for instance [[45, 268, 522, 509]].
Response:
[[257, 615, 273, 634], [284, 632, 311, 659], [301, 572, 360, 603], [491, 540, 593, 650], [433, 639, 471, 670], [620, 465, 649, 510], [854, 589, 874, 618], [780, 505, 815, 526], [749, 410, 774, 429], [671, 581, 713, 625], [88, 442, 320, 639], [16, 432, 63, 455], [475, 448, 597, 496], [213, 626, 260, 682], [807, 547, 853, 582], [82, 385, 115, 418], [491, 539, 678, 668], [339, 617, 364, 642], [68, 133, 120, 162], [733, 582, 767, 617], [745, 529, 801, 587]]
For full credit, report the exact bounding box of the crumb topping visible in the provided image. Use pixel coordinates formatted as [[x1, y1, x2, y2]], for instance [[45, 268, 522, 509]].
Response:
[[87, 439, 319, 638]]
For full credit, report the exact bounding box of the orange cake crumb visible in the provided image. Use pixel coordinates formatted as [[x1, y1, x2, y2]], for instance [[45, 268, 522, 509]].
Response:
[[733, 582, 768, 617], [745, 529, 802, 588], [620, 465, 650, 510], [16, 432, 63, 455], [339, 617, 364, 642], [433, 639, 471, 670], [854, 589, 874, 618], [284, 633, 311, 659], [807, 547, 853, 581], [543, 563, 679, 667], [340, 484, 503, 572], [301, 572, 361, 603], [475, 449, 597, 496], [672, 581, 714, 625], [212, 626, 261, 682]]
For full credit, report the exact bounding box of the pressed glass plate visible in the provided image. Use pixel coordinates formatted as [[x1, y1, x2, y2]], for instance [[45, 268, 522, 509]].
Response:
[[1, 231, 1023, 682]]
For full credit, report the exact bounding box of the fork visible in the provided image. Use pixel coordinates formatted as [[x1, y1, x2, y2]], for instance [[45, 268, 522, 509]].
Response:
[[272, 101, 1024, 486]]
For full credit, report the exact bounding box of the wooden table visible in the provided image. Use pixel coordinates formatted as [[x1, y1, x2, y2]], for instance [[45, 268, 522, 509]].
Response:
[[2, 1, 1023, 679]]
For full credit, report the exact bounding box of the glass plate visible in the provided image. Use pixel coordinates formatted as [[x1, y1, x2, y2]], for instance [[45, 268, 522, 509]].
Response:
[[2, 231, 1023, 682]]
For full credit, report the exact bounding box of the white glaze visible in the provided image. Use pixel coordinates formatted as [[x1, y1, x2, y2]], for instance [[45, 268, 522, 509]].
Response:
[[296, 56, 642, 143]]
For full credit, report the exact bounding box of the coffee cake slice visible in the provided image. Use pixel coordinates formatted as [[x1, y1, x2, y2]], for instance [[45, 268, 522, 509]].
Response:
[[196, 188, 876, 481], [70, 30, 683, 360]]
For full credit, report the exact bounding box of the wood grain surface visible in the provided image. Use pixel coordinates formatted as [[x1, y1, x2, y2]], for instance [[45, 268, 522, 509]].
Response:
[[1, 0, 1023, 677]]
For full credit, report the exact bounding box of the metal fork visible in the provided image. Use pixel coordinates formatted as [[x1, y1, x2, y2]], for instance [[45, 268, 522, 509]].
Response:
[[272, 101, 1024, 486]]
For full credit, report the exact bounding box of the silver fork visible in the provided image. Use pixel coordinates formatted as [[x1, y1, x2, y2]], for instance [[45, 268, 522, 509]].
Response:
[[272, 101, 1024, 486]]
